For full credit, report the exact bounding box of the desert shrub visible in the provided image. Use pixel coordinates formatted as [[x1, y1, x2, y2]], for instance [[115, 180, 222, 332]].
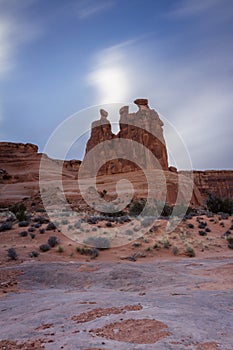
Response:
[[33, 216, 49, 224], [57, 245, 64, 253], [29, 251, 39, 257], [100, 189, 107, 198], [3, 174, 11, 180], [18, 221, 29, 227], [83, 236, 110, 249], [227, 236, 233, 249], [39, 244, 51, 252], [132, 242, 141, 247], [46, 222, 56, 231], [19, 230, 28, 237], [129, 199, 161, 217], [153, 243, 160, 250], [7, 248, 18, 260], [10, 203, 26, 221], [145, 246, 152, 252], [0, 222, 12, 231], [48, 236, 58, 248], [219, 213, 229, 220], [28, 227, 35, 232], [39, 228, 45, 234], [172, 246, 179, 255], [125, 229, 133, 236], [76, 246, 99, 259], [33, 223, 41, 228], [74, 221, 81, 229], [30, 233, 35, 239], [172, 204, 193, 217], [129, 199, 146, 216], [205, 227, 211, 232], [186, 246, 195, 257], [163, 239, 171, 249], [187, 223, 194, 229], [199, 230, 207, 236], [206, 194, 233, 214], [198, 221, 207, 229]]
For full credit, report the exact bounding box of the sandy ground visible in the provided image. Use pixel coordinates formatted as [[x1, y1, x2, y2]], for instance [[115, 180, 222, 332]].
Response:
[[0, 214, 232, 349]]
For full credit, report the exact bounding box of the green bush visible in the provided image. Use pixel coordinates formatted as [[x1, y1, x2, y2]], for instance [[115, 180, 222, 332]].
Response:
[[206, 194, 233, 214], [10, 203, 27, 221], [186, 246, 195, 257], [128, 199, 146, 216], [227, 237, 233, 249], [77, 246, 99, 258]]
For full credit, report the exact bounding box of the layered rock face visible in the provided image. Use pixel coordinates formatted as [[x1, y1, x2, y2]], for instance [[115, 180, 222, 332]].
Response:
[[193, 171, 233, 200], [84, 99, 168, 176], [0, 142, 80, 206]]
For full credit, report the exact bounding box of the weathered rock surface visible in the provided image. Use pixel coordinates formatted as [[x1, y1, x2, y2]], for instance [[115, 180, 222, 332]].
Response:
[[84, 100, 168, 176], [193, 170, 233, 200], [0, 142, 80, 206]]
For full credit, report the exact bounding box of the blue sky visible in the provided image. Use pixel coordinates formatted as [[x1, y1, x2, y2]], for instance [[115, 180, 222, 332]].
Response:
[[0, 0, 233, 169]]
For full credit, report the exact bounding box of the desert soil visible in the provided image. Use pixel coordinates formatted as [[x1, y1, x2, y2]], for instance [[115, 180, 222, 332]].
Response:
[[0, 214, 232, 349]]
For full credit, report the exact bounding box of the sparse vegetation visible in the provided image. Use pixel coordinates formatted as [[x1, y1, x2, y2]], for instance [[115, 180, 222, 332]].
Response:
[[163, 239, 171, 249], [48, 236, 58, 248], [0, 222, 12, 231], [227, 237, 233, 249], [172, 246, 179, 255], [46, 222, 56, 231], [100, 189, 107, 198], [39, 244, 51, 252], [187, 223, 194, 229], [18, 221, 29, 227], [199, 230, 207, 236], [10, 203, 27, 221], [29, 251, 39, 258], [132, 242, 141, 247], [153, 243, 160, 250], [19, 231, 28, 237], [186, 246, 195, 257], [206, 194, 233, 214], [145, 246, 152, 252], [76, 246, 99, 259], [128, 199, 146, 216], [57, 245, 64, 253], [83, 236, 110, 249], [7, 248, 18, 260]]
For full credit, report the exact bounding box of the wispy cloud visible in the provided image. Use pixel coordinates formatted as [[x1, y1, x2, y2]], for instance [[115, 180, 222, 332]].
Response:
[[76, 0, 115, 20], [0, 1, 41, 79], [168, 0, 220, 18]]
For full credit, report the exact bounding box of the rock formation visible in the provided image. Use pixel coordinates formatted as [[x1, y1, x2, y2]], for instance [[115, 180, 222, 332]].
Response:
[[83, 99, 168, 176], [193, 170, 233, 200]]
